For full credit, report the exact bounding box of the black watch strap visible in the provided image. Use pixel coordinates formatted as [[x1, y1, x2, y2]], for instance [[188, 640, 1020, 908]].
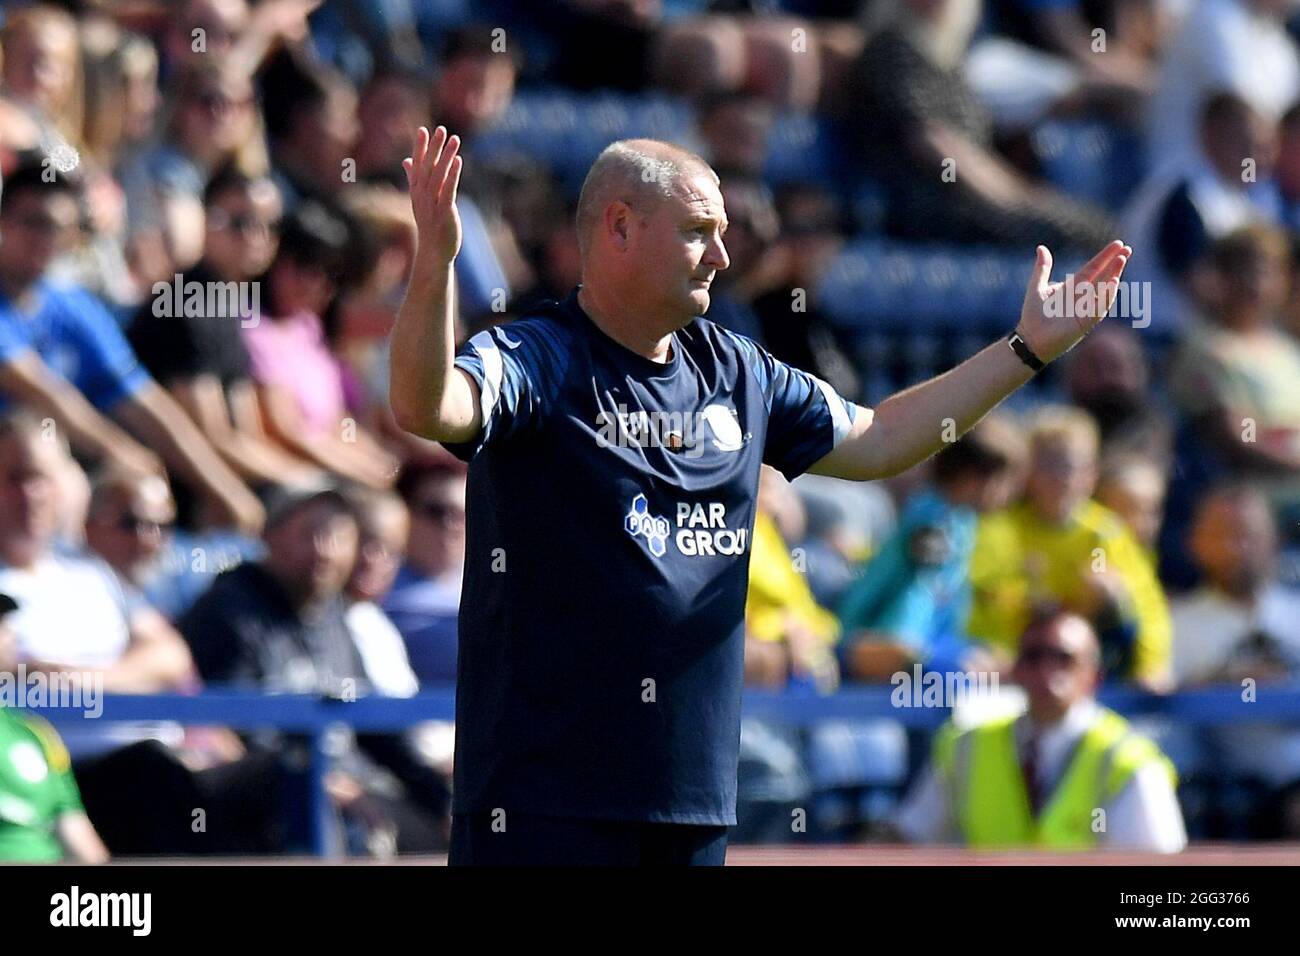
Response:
[[1007, 331, 1046, 372]]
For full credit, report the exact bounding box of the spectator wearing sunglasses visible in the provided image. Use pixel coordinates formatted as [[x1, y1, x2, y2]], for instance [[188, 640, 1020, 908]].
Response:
[[84, 469, 177, 595], [0, 413, 194, 716], [117, 59, 266, 276], [128, 166, 324, 514], [382, 460, 466, 686], [0, 411, 241, 855], [894, 607, 1186, 852], [82, 466, 260, 623]]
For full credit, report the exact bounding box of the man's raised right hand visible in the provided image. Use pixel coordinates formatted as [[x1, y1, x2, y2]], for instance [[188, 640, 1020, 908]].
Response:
[[403, 126, 464, 269]]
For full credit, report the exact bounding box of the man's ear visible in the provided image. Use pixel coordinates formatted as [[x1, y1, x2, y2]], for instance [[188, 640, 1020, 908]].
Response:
[[606, 201, 633, 251]]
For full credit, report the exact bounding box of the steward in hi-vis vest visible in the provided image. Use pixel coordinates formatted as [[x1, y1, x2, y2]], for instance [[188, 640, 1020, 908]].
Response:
[[895, 608, 1187, 853], [932, 706, 1176, 849]]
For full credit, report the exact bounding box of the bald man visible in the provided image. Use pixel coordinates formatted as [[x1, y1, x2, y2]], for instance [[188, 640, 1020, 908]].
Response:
[[391, 126, 1133, 865], [84, 470, 178, 592], [895, 610, 1186, 852]]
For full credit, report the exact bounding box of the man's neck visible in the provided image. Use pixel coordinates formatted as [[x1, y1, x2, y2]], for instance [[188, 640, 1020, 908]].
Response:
[[1025, 708, 1065, 732], [0, 540, 41, 571], [1218, 311, 1268, 334], [1027, 498, 1078, 527], [261, 562, 324, 617], [577, 283, 676, 364], [0, 269, 36, 308], [1206, 158, 1246, 190], [1213, 577, 1264, 606], [939, 481, 980, 510], [1026, 697, 1094, 734], [407, 553, 452, 580], [277, 145, 325, 195]]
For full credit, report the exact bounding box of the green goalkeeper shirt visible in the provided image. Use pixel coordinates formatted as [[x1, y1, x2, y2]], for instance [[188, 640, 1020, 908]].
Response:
[[0, 709, 83, 862]]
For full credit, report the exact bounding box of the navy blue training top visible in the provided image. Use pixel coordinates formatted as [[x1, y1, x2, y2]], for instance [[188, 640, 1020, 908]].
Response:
[[443, 288, 858, 825]]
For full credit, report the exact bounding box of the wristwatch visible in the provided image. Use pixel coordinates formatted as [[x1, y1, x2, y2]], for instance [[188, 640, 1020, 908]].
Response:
[[1007, 330, 1046, 372]]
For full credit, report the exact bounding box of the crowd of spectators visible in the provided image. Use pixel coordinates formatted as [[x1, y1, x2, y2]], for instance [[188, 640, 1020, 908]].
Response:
[[1, 0, 1300, 855]]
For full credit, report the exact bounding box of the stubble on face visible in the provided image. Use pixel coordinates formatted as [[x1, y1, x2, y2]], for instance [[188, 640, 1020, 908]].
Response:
[[637, 172, 729, 327]]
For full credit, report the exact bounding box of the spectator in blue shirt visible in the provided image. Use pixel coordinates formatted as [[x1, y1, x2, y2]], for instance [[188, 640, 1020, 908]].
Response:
[[0, 158, 265, 534], [839, 414, 1026, 681]]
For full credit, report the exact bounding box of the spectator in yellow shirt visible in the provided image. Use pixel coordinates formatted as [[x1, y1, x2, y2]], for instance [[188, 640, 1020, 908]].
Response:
[[744, 468, 840, 694], [968, 406, 1172, 690], [1096, 453, 1168, 558]]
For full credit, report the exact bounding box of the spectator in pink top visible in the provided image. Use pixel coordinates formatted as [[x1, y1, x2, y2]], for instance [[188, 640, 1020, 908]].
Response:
[[245, 201, 399, 489]]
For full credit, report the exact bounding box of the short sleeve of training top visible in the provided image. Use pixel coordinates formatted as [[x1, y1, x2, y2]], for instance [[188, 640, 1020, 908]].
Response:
[[721, 328, 857, 480], [440, 318, 569, 462]]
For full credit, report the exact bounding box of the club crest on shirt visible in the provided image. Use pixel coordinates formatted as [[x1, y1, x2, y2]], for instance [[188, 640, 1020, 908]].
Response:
[[596, 402, 751, 458]]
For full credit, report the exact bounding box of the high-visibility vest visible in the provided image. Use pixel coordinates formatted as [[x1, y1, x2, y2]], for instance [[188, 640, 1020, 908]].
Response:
[[932, 708, 1177, 849]]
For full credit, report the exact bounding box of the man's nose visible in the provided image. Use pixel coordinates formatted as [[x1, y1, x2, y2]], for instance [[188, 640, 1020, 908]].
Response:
[[706, 234, 730, 272]]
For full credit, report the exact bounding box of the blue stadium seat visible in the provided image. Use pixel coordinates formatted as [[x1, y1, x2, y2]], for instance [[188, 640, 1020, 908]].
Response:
[[413, 0, 479, 37], [1032, 118, 1147, 211], [819, 240, 1026, 334], [474, 88, 696, 193], [850, 178, 890, 235], [954, 249, 1025, 324], [806, 719, 910, 838], [762, 113, 850, 187], [310, 0, 480, 80], [807, 719, 909, 790]]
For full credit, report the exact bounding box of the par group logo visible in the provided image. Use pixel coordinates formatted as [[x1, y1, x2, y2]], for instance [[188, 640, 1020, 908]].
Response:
[[624, 494, 670, 557]]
